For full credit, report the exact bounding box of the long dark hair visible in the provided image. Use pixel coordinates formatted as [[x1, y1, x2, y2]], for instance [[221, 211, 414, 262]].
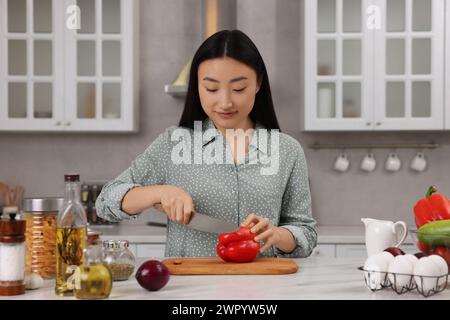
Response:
[[178, 30, 281, 131]]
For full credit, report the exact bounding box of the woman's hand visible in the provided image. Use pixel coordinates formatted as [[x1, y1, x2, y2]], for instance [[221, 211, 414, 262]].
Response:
[[154, 185, 194, 224], [241, 213, 297, 254], [241, 213, 283, 253]]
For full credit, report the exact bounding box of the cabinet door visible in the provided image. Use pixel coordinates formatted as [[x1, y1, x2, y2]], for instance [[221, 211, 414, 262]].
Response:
[[64, 0, 138, 132], [373, 0, 444, 130], [0, 0, 64, 131], [304, 0, 374, 131]]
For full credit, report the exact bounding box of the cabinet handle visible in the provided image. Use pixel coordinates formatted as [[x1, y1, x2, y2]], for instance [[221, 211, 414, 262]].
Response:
[[66, 121, 71, 126], [366, 122, 371, 126], [376, 122, 381, 126], [56, 121, 61, 126]]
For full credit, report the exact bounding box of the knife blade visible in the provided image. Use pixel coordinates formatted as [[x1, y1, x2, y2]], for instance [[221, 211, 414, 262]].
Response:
[[153, 203, 239, 234], [187, 211, 239, 234]]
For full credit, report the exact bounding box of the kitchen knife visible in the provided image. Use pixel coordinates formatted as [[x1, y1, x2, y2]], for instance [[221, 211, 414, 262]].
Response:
[[187, 211, 239, 234], [153, 203, 239, 233]]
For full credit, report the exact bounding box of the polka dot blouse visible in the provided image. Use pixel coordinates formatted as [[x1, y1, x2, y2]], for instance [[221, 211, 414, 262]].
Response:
[[96, 118, 317, 258]]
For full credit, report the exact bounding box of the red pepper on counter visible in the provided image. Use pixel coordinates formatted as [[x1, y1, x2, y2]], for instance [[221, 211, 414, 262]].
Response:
[[216, 227, 260, 263], [414, 186, 450, 228]]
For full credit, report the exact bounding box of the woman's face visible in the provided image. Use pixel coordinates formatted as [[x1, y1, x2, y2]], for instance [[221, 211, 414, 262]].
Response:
[[198, 57, 261, 132]]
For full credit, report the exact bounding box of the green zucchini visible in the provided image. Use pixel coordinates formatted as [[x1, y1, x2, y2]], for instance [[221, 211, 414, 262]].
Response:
[[417, 219, 450, 246]]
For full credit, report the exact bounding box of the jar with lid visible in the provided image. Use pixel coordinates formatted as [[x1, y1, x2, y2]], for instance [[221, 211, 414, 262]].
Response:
[[102, 240, 135, 281], [23, 197, 63, 279], [74, 243, 112, 299], [0, 214, 26, 296]]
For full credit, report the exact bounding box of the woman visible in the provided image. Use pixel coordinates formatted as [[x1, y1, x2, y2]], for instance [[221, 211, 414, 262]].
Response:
[[96, 30, 317, 258]]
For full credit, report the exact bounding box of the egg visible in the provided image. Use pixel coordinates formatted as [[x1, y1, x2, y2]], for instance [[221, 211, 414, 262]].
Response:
[[379, 251, 395, 265], [403, 254, 418, 265], [387, 255, 414, 291], [413, 257, 446, 295], [427, 255, 449, 275], [363, 253, 390, 290]]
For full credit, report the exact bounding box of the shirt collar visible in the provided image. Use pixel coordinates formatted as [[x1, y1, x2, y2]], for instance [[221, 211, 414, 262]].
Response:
[[201, 117, 268, 155]]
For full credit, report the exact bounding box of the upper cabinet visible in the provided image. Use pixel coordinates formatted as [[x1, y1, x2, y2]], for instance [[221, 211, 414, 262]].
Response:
[[304, 0, 445, 131], [0, 0, 139, 132]]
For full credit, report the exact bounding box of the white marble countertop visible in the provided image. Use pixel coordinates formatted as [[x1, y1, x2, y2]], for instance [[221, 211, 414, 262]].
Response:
[[89, 224, 414, 245], [3, 257, 447, 300]]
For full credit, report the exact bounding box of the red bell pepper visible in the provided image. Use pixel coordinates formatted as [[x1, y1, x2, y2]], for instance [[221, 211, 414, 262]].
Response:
[[414, 186, 450, 228], [217, 226, 260, 263]]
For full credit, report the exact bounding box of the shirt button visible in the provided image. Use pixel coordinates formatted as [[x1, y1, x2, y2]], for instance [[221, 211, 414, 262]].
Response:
[[101, 197, 105, 201]]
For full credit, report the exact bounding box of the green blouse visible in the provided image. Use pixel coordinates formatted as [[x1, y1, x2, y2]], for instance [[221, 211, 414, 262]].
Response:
[[96, 118, 317, 258]]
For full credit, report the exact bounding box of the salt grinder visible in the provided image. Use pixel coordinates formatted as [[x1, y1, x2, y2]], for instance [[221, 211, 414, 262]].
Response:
[[0, 213, 26, 296]]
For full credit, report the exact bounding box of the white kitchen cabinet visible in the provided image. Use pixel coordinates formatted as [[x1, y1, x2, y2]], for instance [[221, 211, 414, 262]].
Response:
[[0, 0, 139, 132], [304, 0, 445, 131], [305, 0, 374, 131], [136, 244, 166, 259]]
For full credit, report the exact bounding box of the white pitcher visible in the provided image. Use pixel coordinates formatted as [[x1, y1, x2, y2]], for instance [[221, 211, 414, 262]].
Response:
[[361, 218, 408, 257]]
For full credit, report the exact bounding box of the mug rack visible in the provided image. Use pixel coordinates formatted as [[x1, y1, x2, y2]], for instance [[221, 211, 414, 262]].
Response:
[[309, 142, 440, 150]]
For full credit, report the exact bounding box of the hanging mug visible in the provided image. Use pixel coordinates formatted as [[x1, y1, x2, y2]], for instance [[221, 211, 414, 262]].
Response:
[[385, 152, 401, 172], [334, 152, 350, 172], [360, 152, 376, 172], [410, 152, 427, 172]]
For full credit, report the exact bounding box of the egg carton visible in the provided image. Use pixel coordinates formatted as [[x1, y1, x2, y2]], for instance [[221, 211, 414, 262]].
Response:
[[358, 266, 449, 297]]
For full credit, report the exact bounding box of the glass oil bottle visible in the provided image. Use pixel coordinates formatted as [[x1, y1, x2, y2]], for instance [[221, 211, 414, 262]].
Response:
[[55, 174, 87, 296]]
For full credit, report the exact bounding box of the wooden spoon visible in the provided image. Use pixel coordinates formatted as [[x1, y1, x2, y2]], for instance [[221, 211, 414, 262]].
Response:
[[0, 182, 8, 202], [16, 186, 24, 206], [8, 187, 16, 206]]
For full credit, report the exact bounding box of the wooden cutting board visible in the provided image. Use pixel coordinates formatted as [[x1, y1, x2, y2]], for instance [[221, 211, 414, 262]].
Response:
[[161, 258, 299, 275]]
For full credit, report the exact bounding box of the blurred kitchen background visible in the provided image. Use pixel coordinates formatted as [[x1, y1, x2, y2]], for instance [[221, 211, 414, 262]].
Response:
[[1, 0, 449, 230]]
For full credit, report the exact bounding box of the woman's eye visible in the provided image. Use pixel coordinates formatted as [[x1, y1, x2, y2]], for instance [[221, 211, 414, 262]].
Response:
[[233, 88, 246, 92], [206, 88, 218, 92]]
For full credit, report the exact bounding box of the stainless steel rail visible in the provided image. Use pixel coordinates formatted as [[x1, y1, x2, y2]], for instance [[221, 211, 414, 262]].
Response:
[[308, 142, 440, 150]]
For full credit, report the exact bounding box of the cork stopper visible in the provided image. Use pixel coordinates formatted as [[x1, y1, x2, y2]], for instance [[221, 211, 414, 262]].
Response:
[[0, 216, 26, 243]]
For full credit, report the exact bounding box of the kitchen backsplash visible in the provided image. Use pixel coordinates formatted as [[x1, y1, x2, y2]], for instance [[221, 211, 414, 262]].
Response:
[[1, 0, 450, 227]]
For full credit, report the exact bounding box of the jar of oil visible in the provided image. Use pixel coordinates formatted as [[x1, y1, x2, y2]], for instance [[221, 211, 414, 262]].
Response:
[[55, 174, 88, 297], [74, 243, 112, 299]]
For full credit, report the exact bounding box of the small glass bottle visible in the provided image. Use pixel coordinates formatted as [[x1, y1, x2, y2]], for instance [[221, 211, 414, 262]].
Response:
[[103, 240, 136, 281], [55, 174, 88, 296], [74, 243, 112, 299], [0, 213, 26, 296]]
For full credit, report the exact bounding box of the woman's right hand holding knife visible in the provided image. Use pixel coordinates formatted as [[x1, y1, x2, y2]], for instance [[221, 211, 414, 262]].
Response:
[[122, 185, 194, 224]]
